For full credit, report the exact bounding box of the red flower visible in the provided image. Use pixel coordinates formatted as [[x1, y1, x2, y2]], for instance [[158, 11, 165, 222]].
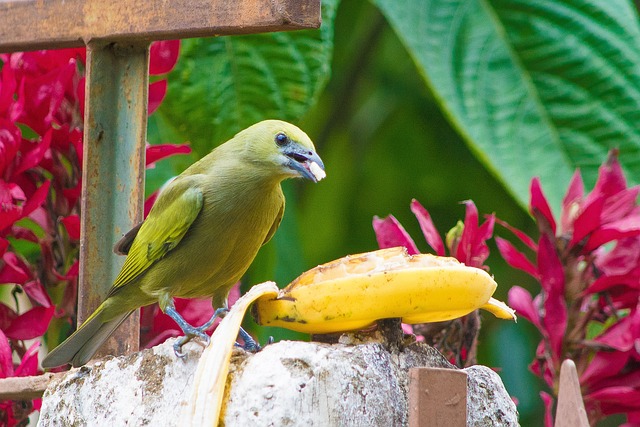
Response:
[[374, 198, 494, 268], [497, 150, 640, 425], [0, 40, 185, 426], [373, 199, 495, 366]]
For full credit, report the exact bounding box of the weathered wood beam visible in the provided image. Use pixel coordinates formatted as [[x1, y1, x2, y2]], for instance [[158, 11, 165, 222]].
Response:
[[0, 0, 321, 53], [0, 373, 63, 400]]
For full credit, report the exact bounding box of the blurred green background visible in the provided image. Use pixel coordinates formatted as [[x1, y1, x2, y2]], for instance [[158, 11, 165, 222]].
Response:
[[146, 1, 640, 424]]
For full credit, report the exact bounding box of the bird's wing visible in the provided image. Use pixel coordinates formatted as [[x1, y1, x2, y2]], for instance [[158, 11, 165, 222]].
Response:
[[108, 180, 203, 295], [262, 201, 284, 246]]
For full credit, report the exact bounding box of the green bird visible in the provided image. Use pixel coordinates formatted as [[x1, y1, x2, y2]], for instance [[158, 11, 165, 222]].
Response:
[[42, 120, 325, 368]]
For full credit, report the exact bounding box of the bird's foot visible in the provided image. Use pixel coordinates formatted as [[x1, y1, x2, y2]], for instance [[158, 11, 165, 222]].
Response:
[[172, 322, 218, 357], [237, 327, 262, 352], [166, 304, 266, 356], [166, 306, 228, 358]]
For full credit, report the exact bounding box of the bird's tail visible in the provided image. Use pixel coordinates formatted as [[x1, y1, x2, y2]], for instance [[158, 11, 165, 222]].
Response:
[[42, 305, 132, 369]]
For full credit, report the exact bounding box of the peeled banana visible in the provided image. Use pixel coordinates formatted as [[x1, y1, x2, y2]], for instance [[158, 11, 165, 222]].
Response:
[[253, 247, 516, 334]]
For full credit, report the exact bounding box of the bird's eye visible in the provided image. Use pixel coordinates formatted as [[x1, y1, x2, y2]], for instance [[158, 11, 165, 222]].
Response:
[[275, 133, 288, 146]]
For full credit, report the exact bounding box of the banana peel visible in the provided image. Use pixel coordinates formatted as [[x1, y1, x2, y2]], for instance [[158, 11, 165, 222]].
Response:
[[253, 247, 516, 334], [183, 281, 279, 426]]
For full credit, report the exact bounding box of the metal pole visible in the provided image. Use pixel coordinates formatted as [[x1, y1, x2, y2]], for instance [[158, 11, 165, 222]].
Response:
[[79, 41, 149, 359]]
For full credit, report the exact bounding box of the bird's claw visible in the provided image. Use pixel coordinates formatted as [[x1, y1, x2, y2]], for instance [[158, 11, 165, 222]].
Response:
[[235, 327, 266, 352], [167, 304, 265, 357], [240, 339, 261, 352], [172, 325, 212, 358], [173, 337, 188, 358]]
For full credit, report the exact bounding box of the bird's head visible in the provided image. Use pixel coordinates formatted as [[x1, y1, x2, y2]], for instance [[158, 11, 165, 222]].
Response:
[[240, 120, 326, 183]]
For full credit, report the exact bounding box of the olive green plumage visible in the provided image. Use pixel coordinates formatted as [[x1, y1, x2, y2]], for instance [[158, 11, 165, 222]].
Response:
[[42, 120, 325, 368]]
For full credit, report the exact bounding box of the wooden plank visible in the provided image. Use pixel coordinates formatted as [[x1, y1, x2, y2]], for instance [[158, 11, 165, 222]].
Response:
[[78, 41, 148, 359], [0, 373, 62, 400], [0, 0, 321, 52], [555, 359, 589, 427], [409, 367, 467, 427]]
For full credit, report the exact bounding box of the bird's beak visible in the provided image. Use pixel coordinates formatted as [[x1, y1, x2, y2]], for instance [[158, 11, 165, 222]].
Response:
[[284, 144, 326, 183]]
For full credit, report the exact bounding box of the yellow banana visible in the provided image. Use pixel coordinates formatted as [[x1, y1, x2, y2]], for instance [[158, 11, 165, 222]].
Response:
[[253, 247, 516, 334]]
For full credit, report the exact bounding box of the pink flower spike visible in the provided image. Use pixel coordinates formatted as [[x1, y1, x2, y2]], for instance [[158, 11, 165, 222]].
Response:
[[593, 310, 638, 352], [540, 391, 555, 427], [507, 286, 540, 328], [410, 199, 445, 256], [537, 235, 567, 359], [0, 238, 8, 257], [496, 237, 539, 278], [601, 186, 640, 224], [530, 178, 557, 235], [585, 386, 640, 416], [11, 226, 39, 243], [561, 169, 584, 235], [144, 190, 159, 218], [595, 236, 640, 277], [0, 119, 21, 177], [13, 128, 52, 176], [148, 79, 167, 115], [581, 349, 628, 386], [145, 143, 191, 167], [0, 330, 13, 378], [570, 195, 605, 247], [529, 340, 555, 387], [495, 218, 537, 251], [22, 180, 51, 218], [61, 214, 81, 240], [455, 200, 493, 267], [586, 149, 627, 204], [15, 341, 40, 377], [590, 368, 640, 392], [0, 252, 31, 284], [586, 273, 640, 294], [22, 280, 53, 307], [626, 411, 640, 424], [4, 305, 55, 340], [149, 40, 180, 75], [0, 63, 17, 115], [372, 215, 420, 255], [63, 180, 82, 209], [584, 212, 640, 252], [52, 260, 79, 281]]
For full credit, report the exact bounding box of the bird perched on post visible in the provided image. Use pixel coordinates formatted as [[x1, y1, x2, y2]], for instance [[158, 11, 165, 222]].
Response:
[[42, 120, 326, 368]]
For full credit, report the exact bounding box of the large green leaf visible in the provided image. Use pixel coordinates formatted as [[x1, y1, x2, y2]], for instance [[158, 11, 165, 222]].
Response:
[[155, 0, 338, 156], [373, 0, 640, 210]]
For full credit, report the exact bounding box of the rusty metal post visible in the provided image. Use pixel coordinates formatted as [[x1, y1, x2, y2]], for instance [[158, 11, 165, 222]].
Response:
[[79, 41, 149, 359]]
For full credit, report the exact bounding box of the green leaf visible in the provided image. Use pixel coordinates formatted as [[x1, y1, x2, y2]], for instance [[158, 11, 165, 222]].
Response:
[[373, 0, 640, 211], [156, 0, 338, 156]]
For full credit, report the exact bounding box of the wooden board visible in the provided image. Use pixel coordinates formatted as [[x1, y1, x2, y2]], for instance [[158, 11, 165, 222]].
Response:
[[409, 367, 467, 427], [0, 0, 320, 52]]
